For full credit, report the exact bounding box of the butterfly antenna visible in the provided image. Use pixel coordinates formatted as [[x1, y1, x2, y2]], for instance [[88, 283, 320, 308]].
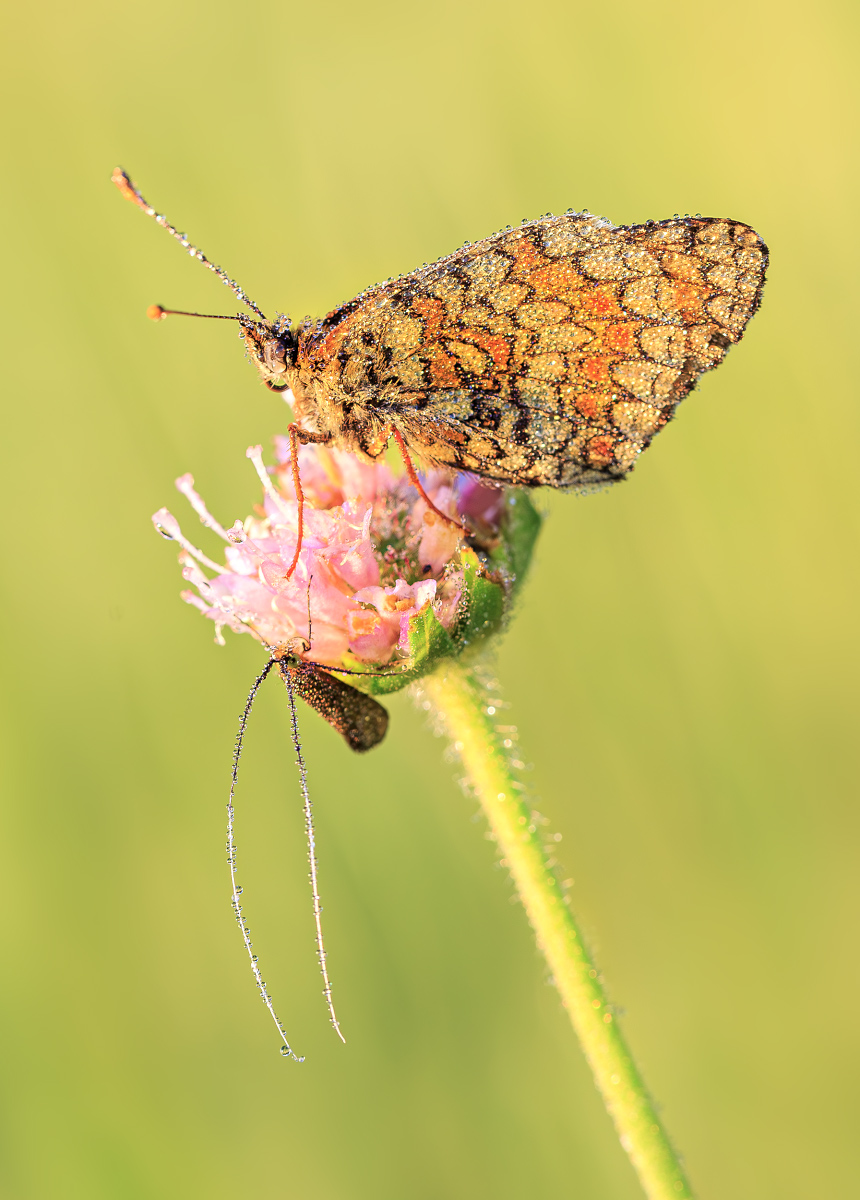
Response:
[[111, 167, 268, 322], [280, 662, 346, 1044], [146, 305, 247, 324], [229, 657, 304, 1062]]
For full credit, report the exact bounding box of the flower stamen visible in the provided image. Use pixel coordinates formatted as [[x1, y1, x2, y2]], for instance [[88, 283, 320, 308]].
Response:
[[175, 473, 233, 539], [152, 508, 225, 574], [246, 444, 292, 513]]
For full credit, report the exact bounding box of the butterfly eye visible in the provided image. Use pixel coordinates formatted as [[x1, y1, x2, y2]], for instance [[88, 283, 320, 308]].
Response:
[[263, 335, 294, 371]]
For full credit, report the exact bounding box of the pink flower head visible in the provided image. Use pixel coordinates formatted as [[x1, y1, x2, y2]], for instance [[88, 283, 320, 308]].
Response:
[[153, 441, 513, 670]]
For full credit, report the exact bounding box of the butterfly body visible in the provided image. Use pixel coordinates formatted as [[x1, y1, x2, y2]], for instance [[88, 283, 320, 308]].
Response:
[[245, 211, 767, 490]]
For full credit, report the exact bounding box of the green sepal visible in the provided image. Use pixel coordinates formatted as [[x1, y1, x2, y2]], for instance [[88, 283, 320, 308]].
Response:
[[456, 547, 505, 645], [487, 491, 542, 596]]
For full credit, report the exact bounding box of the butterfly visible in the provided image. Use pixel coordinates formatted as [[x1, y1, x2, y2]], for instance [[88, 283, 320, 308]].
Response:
[[114, 169, 767, 575]]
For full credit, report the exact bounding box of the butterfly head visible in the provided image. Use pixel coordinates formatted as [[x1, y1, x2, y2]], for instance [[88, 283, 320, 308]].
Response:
[[241, 314, 298, 392]]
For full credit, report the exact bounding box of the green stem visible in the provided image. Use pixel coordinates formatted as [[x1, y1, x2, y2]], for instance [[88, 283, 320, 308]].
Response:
[[424, 661, 694, 1200]]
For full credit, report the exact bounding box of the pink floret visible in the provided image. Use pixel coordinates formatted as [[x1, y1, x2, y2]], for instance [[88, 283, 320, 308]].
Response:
[[155, 441, 496, 668]]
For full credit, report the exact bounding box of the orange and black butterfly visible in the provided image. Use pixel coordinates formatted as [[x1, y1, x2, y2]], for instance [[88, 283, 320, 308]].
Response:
[[114, 169, 767, 569]]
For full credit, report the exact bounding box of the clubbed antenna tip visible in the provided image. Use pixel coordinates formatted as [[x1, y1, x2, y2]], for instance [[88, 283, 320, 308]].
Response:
[[111, 166, 268, 322], [147, 303, 246, 324]]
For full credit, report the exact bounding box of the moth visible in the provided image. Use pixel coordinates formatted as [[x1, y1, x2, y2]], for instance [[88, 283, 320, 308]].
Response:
[[274, 639, 389, 753], [114, 168, 768, 579]]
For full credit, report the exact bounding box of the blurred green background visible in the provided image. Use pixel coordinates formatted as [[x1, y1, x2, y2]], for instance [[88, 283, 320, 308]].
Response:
[[1, 0, 858, 1196]]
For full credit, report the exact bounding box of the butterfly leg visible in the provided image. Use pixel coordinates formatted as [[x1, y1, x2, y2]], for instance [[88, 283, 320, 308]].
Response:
[[284, 423, 331, 580], [387, 426, 467, 534]]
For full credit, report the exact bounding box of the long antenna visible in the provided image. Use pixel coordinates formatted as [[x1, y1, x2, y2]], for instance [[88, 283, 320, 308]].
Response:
[[111, 167, 268, 322], [228, 657, 304, 1061], [280, 663, 346, 1044]]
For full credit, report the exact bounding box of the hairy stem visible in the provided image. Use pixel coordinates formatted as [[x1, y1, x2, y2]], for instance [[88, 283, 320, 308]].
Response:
[[424, 661, 694, 1200]]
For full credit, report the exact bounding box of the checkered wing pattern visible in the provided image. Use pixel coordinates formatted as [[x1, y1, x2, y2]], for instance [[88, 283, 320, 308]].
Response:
[[296, 213, 767, 489]]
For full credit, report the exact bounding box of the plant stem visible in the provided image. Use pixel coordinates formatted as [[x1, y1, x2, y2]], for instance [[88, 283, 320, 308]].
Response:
[[424, 661, 694, 1200]]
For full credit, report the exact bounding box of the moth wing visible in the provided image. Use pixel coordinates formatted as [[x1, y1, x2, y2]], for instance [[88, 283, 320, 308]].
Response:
[[290, 663, 389, 752]]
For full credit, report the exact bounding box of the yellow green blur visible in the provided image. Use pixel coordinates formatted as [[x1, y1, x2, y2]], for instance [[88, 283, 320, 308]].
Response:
[[0, 1, 857, 1197]]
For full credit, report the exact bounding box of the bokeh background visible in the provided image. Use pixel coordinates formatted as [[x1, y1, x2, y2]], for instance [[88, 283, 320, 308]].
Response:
[[1, 1, 858, 1196]]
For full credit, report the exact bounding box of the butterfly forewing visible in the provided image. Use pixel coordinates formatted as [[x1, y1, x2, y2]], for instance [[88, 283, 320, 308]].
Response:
[[295, 213, 767, 489]]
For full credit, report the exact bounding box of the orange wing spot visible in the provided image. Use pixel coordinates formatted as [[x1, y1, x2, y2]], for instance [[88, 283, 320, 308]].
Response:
[[667, 283, 704, 315], [463, 329, 512, 371], [411, 297, 446, 340], [529, 260, 584, 300], [581, 286, 621, 318], [586, 435, 616, 466], [424, 421, 467, 446], [508, 237, 546, 276], [582, 356, 611, 384], [426, 348, 460, 388], [575, 392, 611, 420], [605, 323, 637, 353], [662, 251, 704, 284]]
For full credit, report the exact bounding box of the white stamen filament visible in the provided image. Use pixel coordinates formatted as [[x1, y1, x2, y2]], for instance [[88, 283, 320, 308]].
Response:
[[247, 444, 294, 514], [175, 473, 233, 539], [153, 508, 226, 574]]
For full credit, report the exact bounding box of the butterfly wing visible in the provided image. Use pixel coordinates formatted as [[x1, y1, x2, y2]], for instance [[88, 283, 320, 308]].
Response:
[[298, 213, 767, 489]]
